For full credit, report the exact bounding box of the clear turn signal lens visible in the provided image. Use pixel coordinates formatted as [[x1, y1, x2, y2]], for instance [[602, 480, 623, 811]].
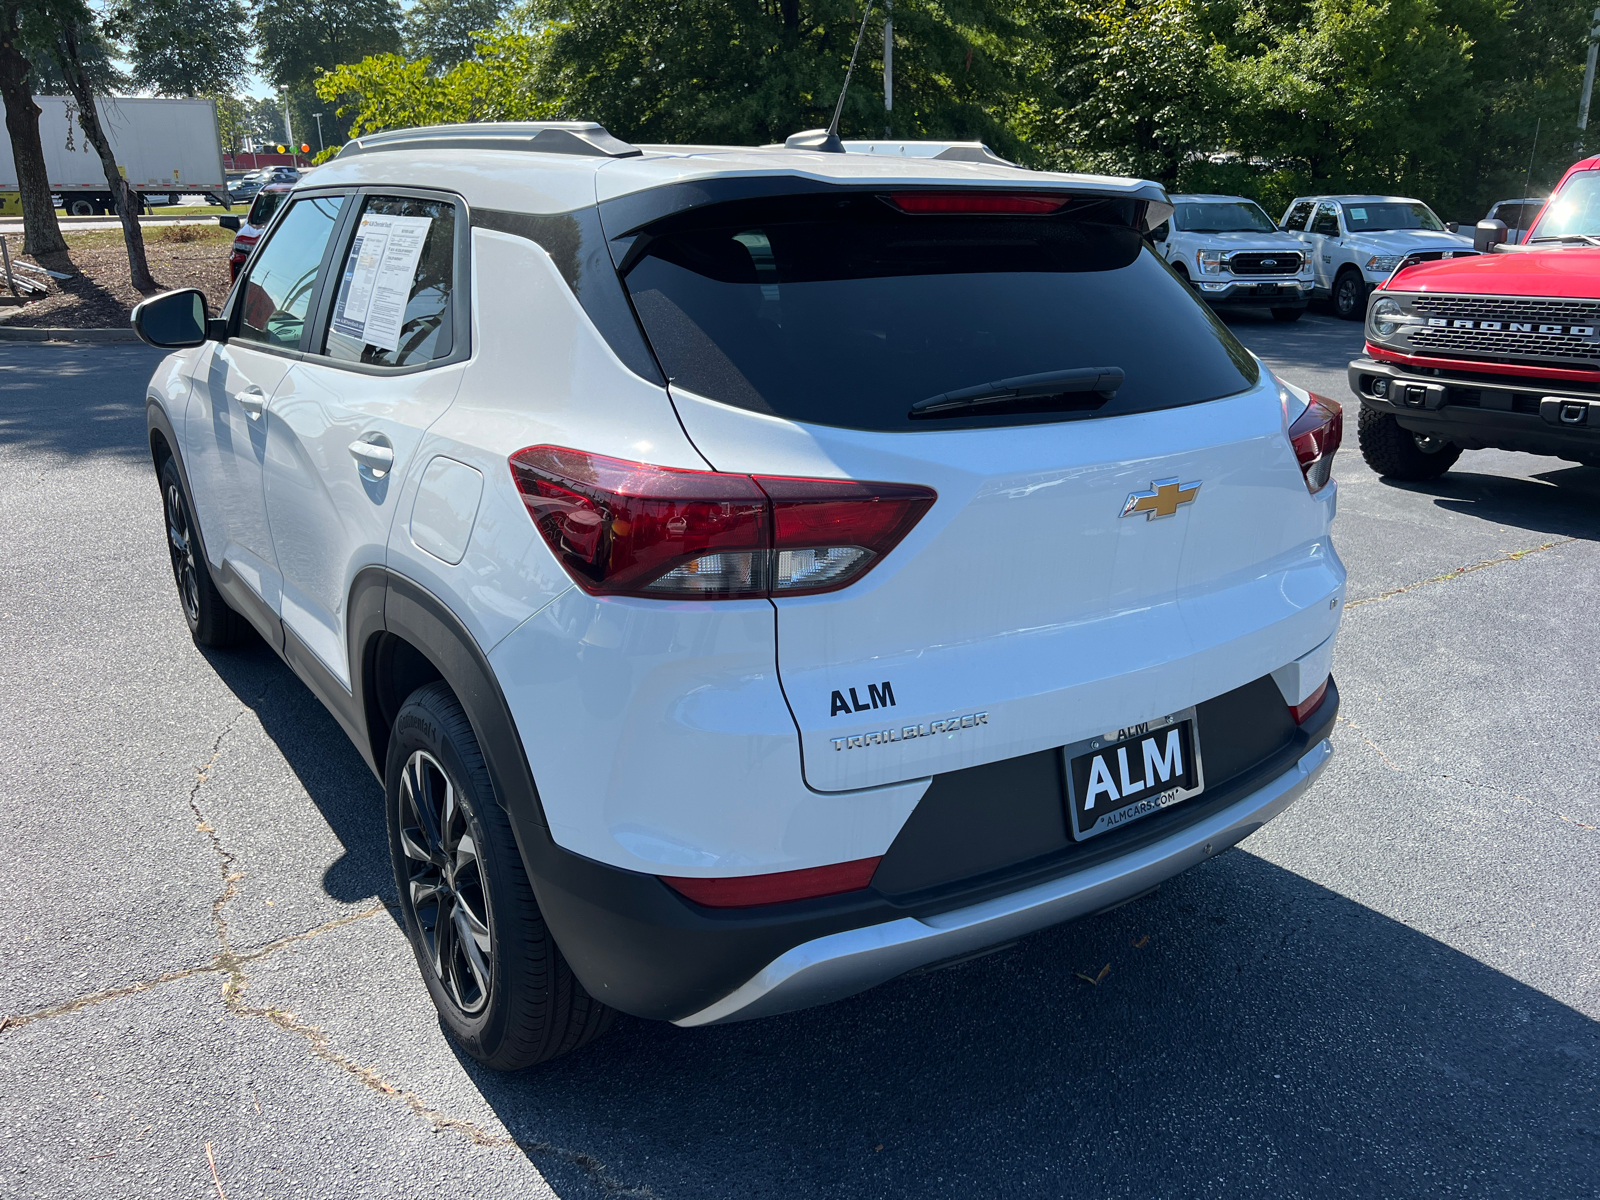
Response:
[[1288, 394, 1342, 494]]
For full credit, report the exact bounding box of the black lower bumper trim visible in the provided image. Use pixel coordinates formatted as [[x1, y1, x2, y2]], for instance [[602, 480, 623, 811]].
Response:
[[515, 679, 1339, 1023]]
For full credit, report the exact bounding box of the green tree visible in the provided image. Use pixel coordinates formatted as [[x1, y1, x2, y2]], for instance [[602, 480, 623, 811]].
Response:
[[107, 0, 251, 96], [0, 0, 68, 254], [403, 0, 506, 70], [253, 0, 400, 90]]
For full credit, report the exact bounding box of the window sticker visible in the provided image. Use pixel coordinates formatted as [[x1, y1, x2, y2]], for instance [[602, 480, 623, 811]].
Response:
[[330, 213, 434, 353], [1350, 207, 1367, 220]]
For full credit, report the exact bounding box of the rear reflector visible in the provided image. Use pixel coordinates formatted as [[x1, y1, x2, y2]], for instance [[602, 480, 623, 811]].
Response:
[[509, 446, 935, 599], [1289, 394, 1342, 494], [661, 857, 882, 907], [888, 192, 1068, 215], [1289, 678, 1329, 724]]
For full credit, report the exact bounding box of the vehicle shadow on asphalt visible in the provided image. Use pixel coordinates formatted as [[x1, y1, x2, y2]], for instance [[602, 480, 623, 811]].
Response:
[[1379, 463, 1600, 542], [0, 344, 166, 461], [1224, 308, 1363, 375], [466, 852, 1598, 1199]]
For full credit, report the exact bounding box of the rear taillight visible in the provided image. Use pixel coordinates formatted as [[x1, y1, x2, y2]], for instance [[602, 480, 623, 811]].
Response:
[[508, 446, 936, 599], [1289, 393, 1342, 494], [1289, 678, 1329, 724], [661, 856, 881, 907]]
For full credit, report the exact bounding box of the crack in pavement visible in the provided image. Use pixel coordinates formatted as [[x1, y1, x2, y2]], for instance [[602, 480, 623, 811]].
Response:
[[1336, 715, 1404, 772], [1343, 539, 1578, 609]]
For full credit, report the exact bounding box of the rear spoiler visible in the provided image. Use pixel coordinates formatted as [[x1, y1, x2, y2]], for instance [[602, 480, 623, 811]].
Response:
[[1386, 248, 1479, 284]]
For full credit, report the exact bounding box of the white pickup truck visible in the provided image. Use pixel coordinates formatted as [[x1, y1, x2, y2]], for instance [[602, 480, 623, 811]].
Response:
[[1150, 193, 1315, 322], [1279, 194, 1472, 320], [0, 95, 229, 215]]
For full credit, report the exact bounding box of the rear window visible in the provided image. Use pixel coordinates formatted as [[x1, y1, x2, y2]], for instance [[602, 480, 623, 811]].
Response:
[[619, 193, 1259, 431], [248, 189, 285, 229]]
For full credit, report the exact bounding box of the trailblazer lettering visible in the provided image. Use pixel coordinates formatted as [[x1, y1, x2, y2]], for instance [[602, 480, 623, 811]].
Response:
[[1425, 318, 1597, 336], [830, 711, 989, 751], [830, 680, 896, 717]]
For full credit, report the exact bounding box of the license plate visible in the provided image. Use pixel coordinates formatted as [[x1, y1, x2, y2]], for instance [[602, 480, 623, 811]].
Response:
[[1064, 709, 1205, 841], [1256, 283, 1279, 295]]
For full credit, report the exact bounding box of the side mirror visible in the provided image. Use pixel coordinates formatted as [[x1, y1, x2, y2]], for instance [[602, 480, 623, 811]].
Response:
[[1473, 219, 1507, 252], [1150, 221, 1169, 243], [218, 215, 241, 232], [1446, 221, 1460, 234], [132, 288, 209, 348]]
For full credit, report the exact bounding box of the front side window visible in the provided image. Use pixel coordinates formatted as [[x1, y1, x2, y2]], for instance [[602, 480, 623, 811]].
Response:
[[236, 194, 347, 350], [1311, 204, 1341, 236], [247, 188, 284, 230], [620, 192, 1258, 432], [1174, 201, 1277, 233], [322, 195, 456, 368], [1341, 202, 1444, 233], [1529, 173, 1600, 240]]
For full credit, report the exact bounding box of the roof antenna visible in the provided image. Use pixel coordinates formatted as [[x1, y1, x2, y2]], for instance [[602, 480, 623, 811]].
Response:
[[785, 1, 876, 153]]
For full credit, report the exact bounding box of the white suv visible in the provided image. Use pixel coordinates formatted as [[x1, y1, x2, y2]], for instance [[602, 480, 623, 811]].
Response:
[[1152, 193, 1315, 321], [1280, 194, 1472, 319], [134, 122, 1345, 1069]]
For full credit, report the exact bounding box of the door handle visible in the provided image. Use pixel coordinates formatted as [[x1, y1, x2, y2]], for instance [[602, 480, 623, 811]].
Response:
[[235, 387, 266, 420], [348, 439, 395, 478]]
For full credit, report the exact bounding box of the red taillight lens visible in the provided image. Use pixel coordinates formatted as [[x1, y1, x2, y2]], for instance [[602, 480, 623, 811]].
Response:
[[661, 856, 881, 907], [1289, 678, 1329, 724], [888, 192, 1068, 215], [508, 446, 936, 599], [1289, 393, 1343, 494]]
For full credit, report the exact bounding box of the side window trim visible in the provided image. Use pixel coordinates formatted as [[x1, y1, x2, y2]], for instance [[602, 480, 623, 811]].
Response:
[[301, 185, 473, 377], [220, 186, 356, 361]]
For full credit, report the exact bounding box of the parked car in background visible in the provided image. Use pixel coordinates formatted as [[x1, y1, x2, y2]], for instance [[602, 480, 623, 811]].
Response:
[[217, 182, 292, 280], [1280, 195, 1472, 320], [1349, 157, 1600, 479], [1481, 197, 1545, 245], [137, 121, 1345, 1070], [1152, 193, 1314, 321], [229, 167, 299, 204]]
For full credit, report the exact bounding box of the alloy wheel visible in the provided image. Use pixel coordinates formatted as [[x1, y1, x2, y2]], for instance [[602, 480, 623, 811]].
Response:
[[164, 482, 201, 625], [1336, 275, 1362, 318], [398, 750, 494, 1015]]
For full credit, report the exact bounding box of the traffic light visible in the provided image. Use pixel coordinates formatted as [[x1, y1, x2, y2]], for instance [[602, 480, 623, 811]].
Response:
[[275, 143, 285, 153], [301, 143, 310, 153]]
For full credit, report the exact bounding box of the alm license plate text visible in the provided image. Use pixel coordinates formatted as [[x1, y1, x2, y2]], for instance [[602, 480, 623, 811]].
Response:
[[1064, 710, 1205, 841]]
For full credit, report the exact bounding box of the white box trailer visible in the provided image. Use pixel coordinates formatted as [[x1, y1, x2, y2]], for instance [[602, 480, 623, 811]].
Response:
[[0, 95, 230, 215]]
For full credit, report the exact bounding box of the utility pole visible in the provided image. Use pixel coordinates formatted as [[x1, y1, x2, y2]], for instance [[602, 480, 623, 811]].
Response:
[[312, 112, 325, 155], [281, 91, 294, 156], [1580, 7, 1600, 141], [883, 0, 893, 139]]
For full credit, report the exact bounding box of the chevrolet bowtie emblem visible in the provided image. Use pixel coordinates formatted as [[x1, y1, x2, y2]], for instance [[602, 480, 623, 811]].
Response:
[[1121, 478, 1201, 520]]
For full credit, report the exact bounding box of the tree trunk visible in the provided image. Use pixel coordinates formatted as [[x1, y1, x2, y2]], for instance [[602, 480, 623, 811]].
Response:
[[0, 5, 65, 257], [54, 21, 153, 292]]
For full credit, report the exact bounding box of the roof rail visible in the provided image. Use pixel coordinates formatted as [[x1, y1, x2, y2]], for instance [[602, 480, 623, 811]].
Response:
[[337, 121, 642, 160], [843, 140, 1017, 167]]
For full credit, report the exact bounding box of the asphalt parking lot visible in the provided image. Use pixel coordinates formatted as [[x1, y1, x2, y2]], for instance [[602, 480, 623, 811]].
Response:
[[1, 311, 1596, 1199]]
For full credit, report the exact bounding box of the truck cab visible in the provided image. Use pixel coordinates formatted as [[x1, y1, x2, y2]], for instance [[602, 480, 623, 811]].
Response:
[[1347, 157, 1600, 479]]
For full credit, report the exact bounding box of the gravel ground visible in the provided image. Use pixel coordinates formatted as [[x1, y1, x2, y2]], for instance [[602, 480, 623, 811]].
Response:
[[0, 226, 232, 329], [0, 314, 1595, 1199]]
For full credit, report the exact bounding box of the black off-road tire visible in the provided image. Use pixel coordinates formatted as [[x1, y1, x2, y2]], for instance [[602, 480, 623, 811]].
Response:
[[386, 681, 615, 1070], [1333, 269, 1367, 320], [1357, 408, 1462, 481], [1271, 306, 1306, 322], [157, 455, 249, 648]]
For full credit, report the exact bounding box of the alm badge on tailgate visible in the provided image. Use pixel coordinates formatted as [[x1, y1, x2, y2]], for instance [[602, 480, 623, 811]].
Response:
[[1063, 708, 1206, 840]]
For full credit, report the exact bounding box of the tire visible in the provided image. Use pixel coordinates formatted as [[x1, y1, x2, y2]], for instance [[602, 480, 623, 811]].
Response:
[[157, 456, 250, 647], [1357, 408, 1462, 480], [1333, 269, 1367, 320], [1271, 307, 1305, 322], [386, 682, 615, 1070], [66, 196, 95, 217]]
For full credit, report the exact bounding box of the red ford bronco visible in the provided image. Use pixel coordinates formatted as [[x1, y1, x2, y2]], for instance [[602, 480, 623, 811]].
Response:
[[1348, 156, 1600, 479]]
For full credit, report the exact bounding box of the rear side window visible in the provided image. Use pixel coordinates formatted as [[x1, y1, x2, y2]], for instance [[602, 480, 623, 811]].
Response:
[[1282, 202, 1314, 231], [620, 194, 1258, 432], [236, 194, 346, 350], [322, 195, 456, 367]]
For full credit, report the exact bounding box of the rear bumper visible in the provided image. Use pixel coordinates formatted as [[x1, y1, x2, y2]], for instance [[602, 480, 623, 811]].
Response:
[[520, 677, 1338, 1024], [1349, 356, 1600, 460], [677, 735, 1331, 1026]]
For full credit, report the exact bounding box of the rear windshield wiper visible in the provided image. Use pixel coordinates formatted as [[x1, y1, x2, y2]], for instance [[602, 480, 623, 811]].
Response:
[[910, 366, 1125, 419]]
